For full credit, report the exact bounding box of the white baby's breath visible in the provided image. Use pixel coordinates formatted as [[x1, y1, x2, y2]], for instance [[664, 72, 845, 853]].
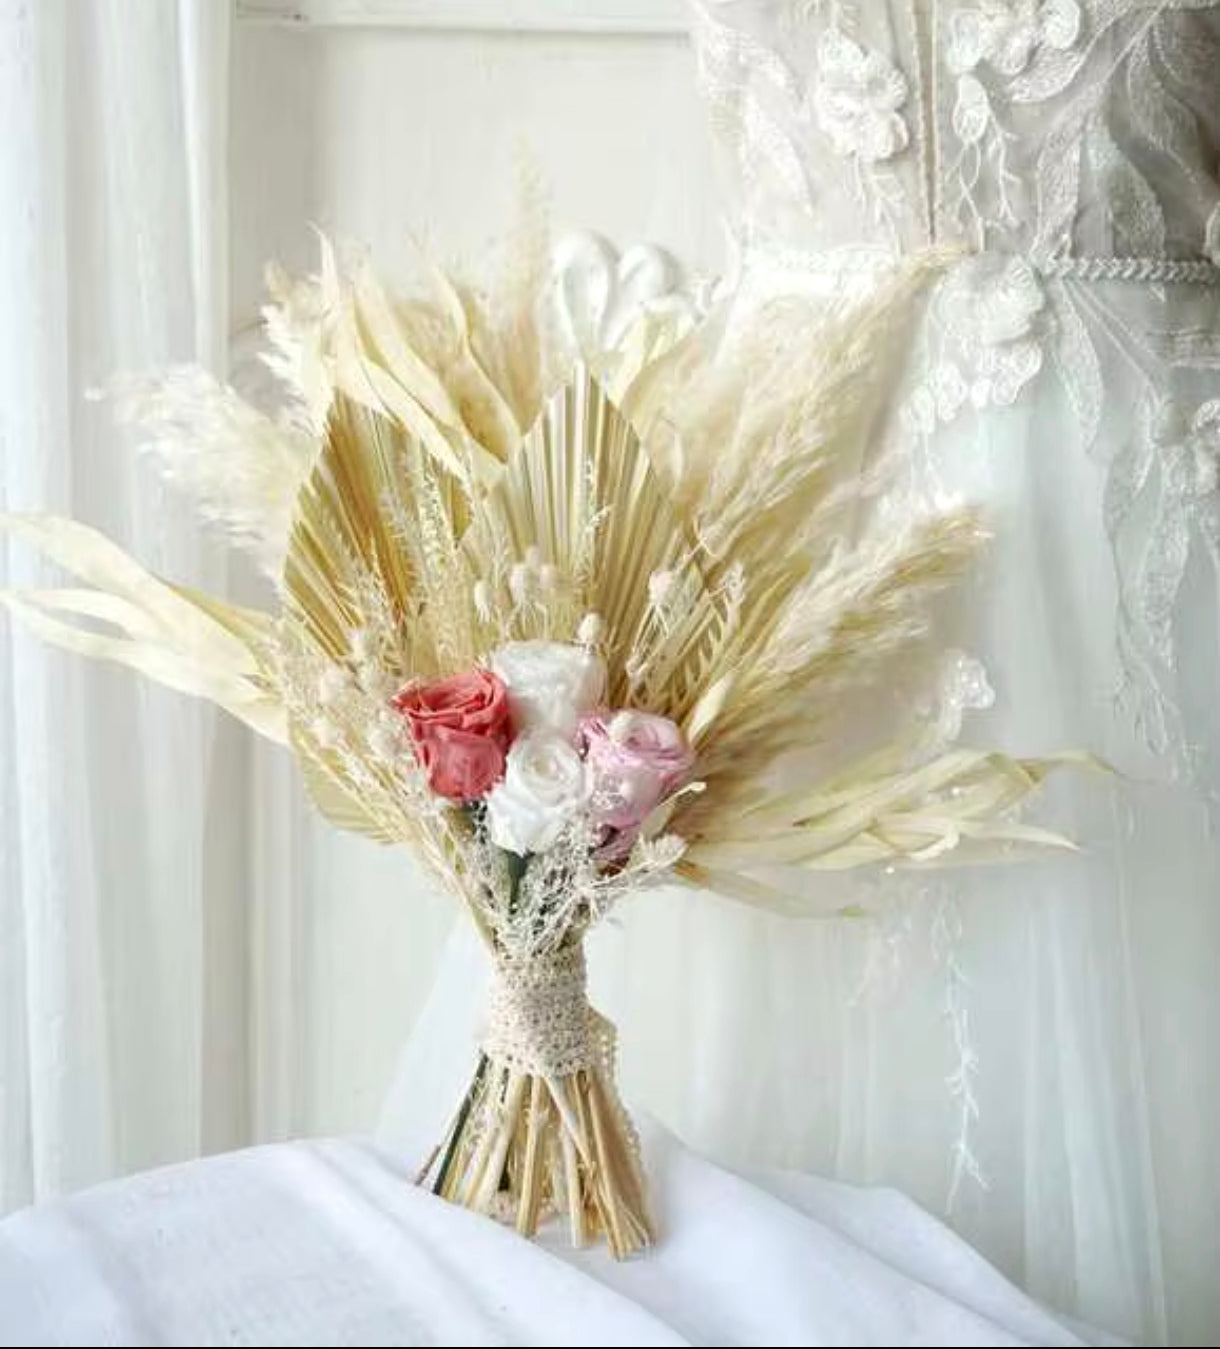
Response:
[[577, 612, 604, 647]]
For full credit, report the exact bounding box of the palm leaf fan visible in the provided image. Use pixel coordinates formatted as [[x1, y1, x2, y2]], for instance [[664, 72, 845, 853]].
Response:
[[464, 366, 724, 714]]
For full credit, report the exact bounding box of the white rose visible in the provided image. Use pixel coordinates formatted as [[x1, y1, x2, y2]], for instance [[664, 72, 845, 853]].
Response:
[[489, 640, 606, 738], [485, 731, 591, 856]]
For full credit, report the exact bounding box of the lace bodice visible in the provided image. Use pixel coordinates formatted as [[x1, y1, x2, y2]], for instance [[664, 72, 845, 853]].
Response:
[[694, 1, 1220, 274]]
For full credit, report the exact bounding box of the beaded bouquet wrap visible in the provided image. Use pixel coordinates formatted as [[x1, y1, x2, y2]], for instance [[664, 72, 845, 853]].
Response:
[[1, 224, 1089, 1256]]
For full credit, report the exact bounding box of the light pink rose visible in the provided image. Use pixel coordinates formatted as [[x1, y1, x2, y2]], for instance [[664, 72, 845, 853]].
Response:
[[392, 669, 511, 801], [579, 710, 695, 850]]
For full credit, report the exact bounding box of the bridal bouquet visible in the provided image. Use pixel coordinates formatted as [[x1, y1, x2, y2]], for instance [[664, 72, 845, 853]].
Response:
[[1, 221, 1084, 1256]]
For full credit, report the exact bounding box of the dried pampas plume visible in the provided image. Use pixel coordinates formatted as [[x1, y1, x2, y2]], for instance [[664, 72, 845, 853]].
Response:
[[95, 367, 315, 576]]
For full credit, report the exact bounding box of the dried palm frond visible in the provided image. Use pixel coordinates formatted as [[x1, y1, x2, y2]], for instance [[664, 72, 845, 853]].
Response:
[[0, 513, 283, 738]]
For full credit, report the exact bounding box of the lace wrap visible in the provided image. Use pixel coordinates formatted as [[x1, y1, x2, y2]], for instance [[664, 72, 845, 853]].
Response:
[[483, 944, 610, 1079]]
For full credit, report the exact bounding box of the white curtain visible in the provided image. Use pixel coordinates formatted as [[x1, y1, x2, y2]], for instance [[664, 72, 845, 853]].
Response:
[[0, 0, 459, 1195], [0, 0, 242, 1208]]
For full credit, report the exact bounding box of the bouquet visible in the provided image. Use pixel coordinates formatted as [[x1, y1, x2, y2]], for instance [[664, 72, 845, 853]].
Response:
[[1, 221, 1086, 1257]]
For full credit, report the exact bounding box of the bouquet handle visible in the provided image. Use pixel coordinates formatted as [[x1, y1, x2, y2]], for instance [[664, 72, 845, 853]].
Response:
[[418, 941, 654, 1257]]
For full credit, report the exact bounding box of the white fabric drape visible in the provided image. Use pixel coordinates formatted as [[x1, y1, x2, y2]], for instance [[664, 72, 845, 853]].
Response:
[[0, 0, 241, 1208], [0, 1126, 1122, 1347]]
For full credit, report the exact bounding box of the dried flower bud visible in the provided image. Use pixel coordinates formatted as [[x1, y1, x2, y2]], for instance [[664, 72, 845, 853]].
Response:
[[358, 665, 392, 697], [577, 612, 603, 646], [310, 716, 338, 749], [349, 627, 377, 661], [367, 720, 402, 760], [538, 563, 560, 593], [648, 569, 675, 608], [317, 665, 350, 706], [472, 579, 493, 623], [509, 563, 532, 604]]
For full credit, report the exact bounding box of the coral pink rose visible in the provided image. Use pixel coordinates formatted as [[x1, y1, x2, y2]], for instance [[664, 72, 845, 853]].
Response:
[[580, 710, 695, 851], [392, 670, 511, 801]]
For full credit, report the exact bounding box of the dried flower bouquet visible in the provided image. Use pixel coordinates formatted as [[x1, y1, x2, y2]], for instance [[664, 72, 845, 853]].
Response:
[[1, 224, 1088, 1257]]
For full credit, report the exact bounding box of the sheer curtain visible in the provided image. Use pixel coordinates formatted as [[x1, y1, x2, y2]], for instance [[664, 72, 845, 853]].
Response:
[[0, 0, 242, 1209]]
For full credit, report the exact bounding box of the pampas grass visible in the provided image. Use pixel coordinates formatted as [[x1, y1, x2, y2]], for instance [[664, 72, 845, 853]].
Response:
[[98, 366, 315, 575]]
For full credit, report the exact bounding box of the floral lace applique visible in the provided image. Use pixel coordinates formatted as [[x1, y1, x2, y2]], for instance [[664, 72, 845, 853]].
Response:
[[859, 644, 996, 1207], [1105, 393, 1220, 766], [809, 22, 912, 246], [905, 255, 1046, 435], [942, 1, 1087, 247], [947, 0, 1083, 79], [696, 1, 1219, 264], [812, 26, 910, 163], [930, 650, 997, 747]]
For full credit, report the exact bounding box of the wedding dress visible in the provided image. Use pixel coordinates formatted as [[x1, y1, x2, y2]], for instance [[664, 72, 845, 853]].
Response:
[[381, 5, 1220, 1343]]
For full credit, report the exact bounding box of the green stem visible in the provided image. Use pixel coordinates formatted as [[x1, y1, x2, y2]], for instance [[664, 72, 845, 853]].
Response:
[[432, 1053, 489, 1197], [505, 849, 529, 920]]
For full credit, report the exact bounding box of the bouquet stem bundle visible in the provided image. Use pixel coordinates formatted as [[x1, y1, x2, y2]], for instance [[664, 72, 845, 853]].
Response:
[[421, 941, 653, 1257]]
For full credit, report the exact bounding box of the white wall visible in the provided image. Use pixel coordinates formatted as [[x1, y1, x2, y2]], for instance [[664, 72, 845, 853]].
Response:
[[228, 11, 724, 1137], [230, 21, 723, 329]]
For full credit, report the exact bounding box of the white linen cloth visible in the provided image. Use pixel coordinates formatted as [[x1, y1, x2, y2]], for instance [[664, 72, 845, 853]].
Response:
[[0, 1122, 1118, 1348]]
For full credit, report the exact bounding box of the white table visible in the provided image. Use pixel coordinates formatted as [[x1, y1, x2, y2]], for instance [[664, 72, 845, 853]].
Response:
[[0, 1123, 1119, 1346]]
